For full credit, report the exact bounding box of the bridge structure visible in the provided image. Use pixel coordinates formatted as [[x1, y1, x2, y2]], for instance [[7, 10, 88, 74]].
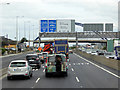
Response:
[[28, 32, 119, 47]]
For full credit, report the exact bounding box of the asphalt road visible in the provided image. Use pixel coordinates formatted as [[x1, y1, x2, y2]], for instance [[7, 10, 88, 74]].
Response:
[[2, 53, 120, 88], [1, 51, 34, 69]]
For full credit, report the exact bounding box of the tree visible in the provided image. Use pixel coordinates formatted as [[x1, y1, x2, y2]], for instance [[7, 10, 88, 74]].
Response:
[[20, 37, 28, 43]]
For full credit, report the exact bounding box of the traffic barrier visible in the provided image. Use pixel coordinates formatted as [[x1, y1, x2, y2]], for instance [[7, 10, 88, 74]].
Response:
[[74, 49, 120, 71]]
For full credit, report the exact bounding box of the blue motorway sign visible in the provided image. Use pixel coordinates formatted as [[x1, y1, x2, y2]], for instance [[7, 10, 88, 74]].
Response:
[[49, 20, 56, 32], [41, 20, 48, 32]]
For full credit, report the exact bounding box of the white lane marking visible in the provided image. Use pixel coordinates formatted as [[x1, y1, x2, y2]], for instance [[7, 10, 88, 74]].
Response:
[[86, 63, 89, 65], [73, 63, 75, 65], [0, 74, 7, 80], [36, 78, 40, 83], [35, 69, 38, 71], [69, 64, 71, 66], [71, 68, 74, 71], [78, 63, 80, 65], [74, 53, 120, 79], [75, 77, 80, 82], [43, 69, 45, 72], [81, 63, 84, 65], [80, 86, 83, 88]]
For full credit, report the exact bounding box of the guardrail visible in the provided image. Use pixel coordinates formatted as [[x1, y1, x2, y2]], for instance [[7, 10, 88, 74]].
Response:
[[73, 49, 120, 71]]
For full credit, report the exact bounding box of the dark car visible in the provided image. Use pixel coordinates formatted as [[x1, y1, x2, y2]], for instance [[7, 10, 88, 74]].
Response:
[[28, 59, 41, 69], [26, 54, 40, 61]]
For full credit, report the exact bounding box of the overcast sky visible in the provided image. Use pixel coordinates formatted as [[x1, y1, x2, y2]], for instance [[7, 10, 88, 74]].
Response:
[[0, 0, 119, 41]]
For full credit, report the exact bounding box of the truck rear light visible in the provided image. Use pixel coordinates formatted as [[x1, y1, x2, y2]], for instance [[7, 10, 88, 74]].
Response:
[[25, 73, 28, 75]]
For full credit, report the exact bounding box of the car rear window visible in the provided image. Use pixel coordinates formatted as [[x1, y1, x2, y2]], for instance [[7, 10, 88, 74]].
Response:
[[10, 62, 26, 67], [48, 56, 55, 62], [28, 60, 39, 64], [26, 55, 38, 60], [43, 53, 47, 58]]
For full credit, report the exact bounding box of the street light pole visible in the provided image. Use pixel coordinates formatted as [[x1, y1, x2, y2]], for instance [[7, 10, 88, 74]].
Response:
[[28, 21, 31, 47], [16, 16, 19, 53]]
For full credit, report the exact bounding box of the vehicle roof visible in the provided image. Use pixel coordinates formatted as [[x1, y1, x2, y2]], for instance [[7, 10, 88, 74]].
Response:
[[42, 52, 48, 54], [26, 54, 38, 56], [48, 54, 66, 57], [10, 60, 27, 62]]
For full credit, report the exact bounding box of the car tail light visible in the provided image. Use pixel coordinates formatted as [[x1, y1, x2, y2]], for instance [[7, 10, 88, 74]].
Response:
[[36, 58, 39, 60]]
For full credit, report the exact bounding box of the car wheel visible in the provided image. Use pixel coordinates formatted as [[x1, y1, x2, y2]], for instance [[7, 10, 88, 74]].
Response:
[[64, 71, 68, 77], [7, 76, 11, 80]]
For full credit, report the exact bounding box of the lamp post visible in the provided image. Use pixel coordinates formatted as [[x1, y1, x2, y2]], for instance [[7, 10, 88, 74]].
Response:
[[15, 16, 18, 54], [28, 21, 31, 47], [16, 16, 24, 53]]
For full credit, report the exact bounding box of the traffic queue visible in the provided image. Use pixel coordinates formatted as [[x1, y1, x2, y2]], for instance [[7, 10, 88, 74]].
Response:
[[7, 39, 70, 80]]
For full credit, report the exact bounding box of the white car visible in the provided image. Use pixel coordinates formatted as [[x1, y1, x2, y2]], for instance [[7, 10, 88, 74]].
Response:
[[104, 52, 117, 59], [91, 51, 98, 55], [7, 60, 33, 80]]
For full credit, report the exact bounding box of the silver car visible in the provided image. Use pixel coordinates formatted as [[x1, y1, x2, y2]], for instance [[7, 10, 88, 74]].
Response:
[[7, 60, 33, 80]]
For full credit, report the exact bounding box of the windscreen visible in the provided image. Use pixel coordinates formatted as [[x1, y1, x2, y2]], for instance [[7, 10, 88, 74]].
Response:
[[105, 53, 113, 56], [10, 62, 26, 67]]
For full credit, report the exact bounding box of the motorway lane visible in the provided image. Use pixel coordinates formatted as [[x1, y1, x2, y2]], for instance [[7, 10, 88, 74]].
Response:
[[70, 54, 118, 88], [1, 51, 34, 68], [2, 53, 119, 88]]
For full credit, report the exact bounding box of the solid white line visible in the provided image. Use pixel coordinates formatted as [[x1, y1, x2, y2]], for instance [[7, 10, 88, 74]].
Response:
[[71, 68, 74, 71], [74, 53, 120, 79], [76, 77, 80, 82], [43, 69, 45, 72], [36, 78, 40, 83]]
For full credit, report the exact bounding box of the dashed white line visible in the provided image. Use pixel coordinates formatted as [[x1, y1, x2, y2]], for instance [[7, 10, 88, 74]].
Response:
[[86, 63, 89, 65], [81, 63, 84, 65], [43, 69, 45, 72], [36, 78, 40, 83], [35, 69, 38, 71], [71, 68, 74, 71], [75, 77, 80, 82], [74, 53, 120, 79]]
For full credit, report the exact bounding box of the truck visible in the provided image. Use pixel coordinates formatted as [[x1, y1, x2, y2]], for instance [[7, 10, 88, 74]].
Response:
[[114, 46, 120, 60], [54, 39, 69, 59]]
